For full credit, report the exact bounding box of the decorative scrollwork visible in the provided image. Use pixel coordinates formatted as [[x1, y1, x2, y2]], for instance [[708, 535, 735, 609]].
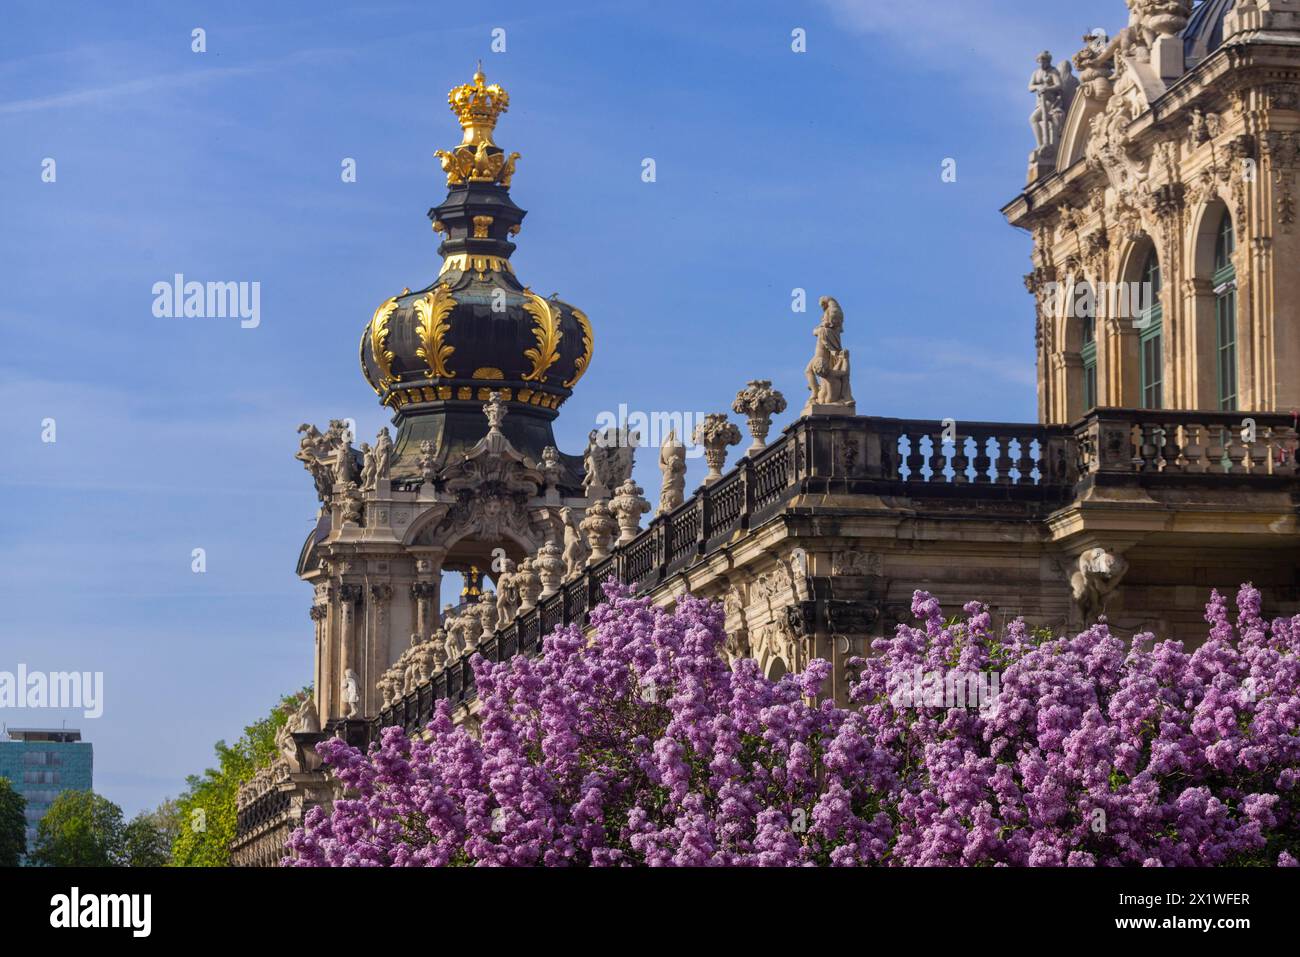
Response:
[[414, 284, 457, 378], [368, 296, 399, 388], [563, 307, 593, 388], [521, 288, 562, 383]]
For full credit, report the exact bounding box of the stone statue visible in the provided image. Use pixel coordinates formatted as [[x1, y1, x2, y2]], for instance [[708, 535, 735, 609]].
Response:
[[732, 380, 788, 454], [372, 427, 394, 481], [359, 442, 377, 491], [1029, 52, 1072, 156], [337, 481, 363, 526], [582, 426, 639, 498], [342, 668, 360, 718], [296, 420, 357, 504], [657, 429, 687, 515], [803, 296, 855, 413], [1073, 28, 1116, 98], [445, 614, 466, 659], [274, 695, 321, 771], [296, 424, 334, 502], [495, 558, 520, 624], [560, 507, 591, 578], [332, 428, 359, 485], [540, 446, 564, 490], [483, 390, 507, 432], [1069, 547, 1130, 623], [290, 695, 321, 734]]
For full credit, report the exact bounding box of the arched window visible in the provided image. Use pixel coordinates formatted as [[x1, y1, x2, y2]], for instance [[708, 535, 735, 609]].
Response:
[[1139, 249, 1163, 409], [1214, 213, 1237, 410]]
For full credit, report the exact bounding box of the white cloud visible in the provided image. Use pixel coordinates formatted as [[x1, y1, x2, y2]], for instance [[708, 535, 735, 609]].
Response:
[[819, 0, 1115, 105]]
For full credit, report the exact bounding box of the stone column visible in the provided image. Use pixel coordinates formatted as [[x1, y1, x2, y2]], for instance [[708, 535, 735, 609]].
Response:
[[337, 584, 362, 720], [367, 583, 392, 717], [411, 582, 437, 642], [309, 603, 327, 718]]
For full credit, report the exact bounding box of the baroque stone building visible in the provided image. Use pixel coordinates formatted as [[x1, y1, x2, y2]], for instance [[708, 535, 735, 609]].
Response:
[[232, 6, 1300, 864]]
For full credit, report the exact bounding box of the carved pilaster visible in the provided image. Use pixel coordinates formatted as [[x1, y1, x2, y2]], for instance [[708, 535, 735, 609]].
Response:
[[1263, 131, 1300, 229], [411, 582, 438, 641]]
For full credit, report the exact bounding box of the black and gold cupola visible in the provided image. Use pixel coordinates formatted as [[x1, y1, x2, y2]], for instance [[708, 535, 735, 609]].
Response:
[[359, 68, 593, 480]]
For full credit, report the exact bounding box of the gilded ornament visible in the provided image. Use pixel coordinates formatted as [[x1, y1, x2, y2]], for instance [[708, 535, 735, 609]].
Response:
[[563, 307, 593, 388], [368, 297, 399, 389], [414, 284, 457, 378], [433, 69, 523, 186], [521, 288, 563, 383]]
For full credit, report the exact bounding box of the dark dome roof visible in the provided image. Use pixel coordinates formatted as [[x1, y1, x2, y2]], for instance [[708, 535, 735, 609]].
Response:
[[358, 71, 594, 422], [1183, 0, 1236, 67], [359, 206, 593, 418]]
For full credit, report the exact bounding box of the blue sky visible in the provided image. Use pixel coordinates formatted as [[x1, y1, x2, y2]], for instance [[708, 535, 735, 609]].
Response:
[[0, 0, 1118, 817]]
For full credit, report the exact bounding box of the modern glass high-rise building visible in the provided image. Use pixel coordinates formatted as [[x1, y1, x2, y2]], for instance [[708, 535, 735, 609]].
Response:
[[0, 729, 93, 862]]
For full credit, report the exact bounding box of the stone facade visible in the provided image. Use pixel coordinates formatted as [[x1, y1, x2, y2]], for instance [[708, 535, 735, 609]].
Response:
[[1008, 0, 1300, 422]]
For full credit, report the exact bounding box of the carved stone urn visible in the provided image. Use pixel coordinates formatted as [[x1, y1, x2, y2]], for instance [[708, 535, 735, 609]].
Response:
[[694, 414, 743, 486], [732, 380, 787, 454], [609, 479, 651, 544], [461, 611, 484, 652], [515, 557, 543, 612], [429, 629, 448, 670], [535, 541, 566, 598], [580, 499, 618, 563]]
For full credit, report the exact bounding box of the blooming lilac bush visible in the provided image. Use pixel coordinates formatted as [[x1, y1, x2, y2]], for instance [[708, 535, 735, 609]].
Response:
[[285, 582, 1299, 866], [853, 586, 1299, 866]]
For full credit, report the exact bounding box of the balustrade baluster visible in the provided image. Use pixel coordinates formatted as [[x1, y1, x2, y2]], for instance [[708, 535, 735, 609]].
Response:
[[951, 435, 970, 484], [1225, 428, 1247, 474], [935, 429, 956, 481], [1017, 436, 1037, 485], [904, 433, 923, 483], [995, 435, 1014, 485], [972, 432, 992, 484]]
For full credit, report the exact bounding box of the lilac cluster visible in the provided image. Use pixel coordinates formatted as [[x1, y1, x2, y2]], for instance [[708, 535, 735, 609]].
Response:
[[285, 582, 1299, 866], [850, 585, 1299, 866]]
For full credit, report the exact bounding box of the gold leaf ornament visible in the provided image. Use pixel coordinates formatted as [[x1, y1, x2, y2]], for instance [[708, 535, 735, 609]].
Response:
[[521, 288, 562, 383], [563, 307, 593, 388], [414, 284, 457, 378], [369, 297, 399, 388]]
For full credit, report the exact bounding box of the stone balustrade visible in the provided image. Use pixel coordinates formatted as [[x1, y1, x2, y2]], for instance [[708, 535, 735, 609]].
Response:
[[361, 407, 1300, 737]]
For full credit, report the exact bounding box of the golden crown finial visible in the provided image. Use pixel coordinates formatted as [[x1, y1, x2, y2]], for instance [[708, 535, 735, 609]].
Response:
[[435, 67, 520, 187], [448, 64, 509, 147]]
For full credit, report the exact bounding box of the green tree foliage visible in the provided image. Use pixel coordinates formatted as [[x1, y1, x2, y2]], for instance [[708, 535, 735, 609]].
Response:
[[29, 790, 126, 867], [171, 688, 311, 867], [123, 800, 181, 867], [0, 777, 27, 867]]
